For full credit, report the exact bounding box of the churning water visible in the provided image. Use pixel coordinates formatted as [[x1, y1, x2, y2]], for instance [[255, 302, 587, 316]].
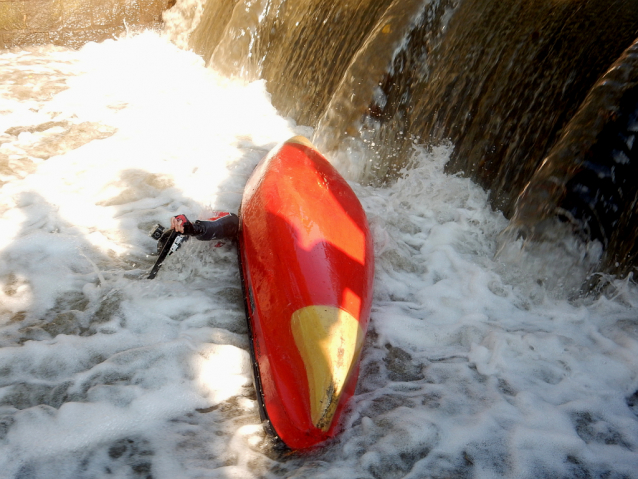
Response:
[[0, 28, 637, 479]]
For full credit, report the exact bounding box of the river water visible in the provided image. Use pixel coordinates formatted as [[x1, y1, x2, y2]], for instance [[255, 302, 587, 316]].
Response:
[[0, 25, 637, 479]]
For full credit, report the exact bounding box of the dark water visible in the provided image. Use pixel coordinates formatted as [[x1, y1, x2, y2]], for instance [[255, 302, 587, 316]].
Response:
[[511, 37, 638, 282], [186, 0, 638, 282]]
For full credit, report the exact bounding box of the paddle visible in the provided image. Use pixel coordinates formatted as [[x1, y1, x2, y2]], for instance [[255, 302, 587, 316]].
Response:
[[147, 225, 188, 279]]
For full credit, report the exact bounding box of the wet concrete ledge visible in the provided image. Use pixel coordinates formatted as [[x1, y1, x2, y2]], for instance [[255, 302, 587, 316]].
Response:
[[0, 0, 173, 49]]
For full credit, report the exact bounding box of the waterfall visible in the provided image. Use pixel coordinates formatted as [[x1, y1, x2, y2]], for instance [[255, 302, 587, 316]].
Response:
[[510, 38, 638, 284], [168, 0, 638, 281]]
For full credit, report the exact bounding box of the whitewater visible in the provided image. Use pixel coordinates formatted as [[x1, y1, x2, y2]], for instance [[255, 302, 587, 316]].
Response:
[[0, 30, 637, 479]]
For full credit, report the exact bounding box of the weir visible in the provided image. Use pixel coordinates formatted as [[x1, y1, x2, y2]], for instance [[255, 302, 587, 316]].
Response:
[[510, 38, 638, 281], [182, 0, 638, 283]]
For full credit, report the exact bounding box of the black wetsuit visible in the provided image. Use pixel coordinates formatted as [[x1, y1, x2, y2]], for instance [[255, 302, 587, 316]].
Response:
[[186, 213, 239, 241]]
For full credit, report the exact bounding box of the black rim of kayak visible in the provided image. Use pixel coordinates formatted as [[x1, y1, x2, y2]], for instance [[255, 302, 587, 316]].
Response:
[[236, 222, 288, 451]]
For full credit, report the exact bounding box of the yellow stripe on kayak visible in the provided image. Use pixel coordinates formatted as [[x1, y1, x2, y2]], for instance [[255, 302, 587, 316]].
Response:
[[291, 305, 364, 431]]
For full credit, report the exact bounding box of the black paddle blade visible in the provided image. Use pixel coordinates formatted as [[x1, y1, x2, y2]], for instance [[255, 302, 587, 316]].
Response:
[[148, 230, 188, 279]]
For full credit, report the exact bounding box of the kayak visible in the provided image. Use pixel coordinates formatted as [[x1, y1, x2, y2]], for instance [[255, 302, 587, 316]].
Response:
[[238, 136, 374, 449]]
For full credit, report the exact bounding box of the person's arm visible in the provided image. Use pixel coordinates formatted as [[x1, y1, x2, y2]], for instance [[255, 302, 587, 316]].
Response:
[[172, 213, 239, 241]]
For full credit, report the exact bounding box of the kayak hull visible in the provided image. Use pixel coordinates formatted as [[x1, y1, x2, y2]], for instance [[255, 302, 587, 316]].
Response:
[[238, 136, 374, 449]]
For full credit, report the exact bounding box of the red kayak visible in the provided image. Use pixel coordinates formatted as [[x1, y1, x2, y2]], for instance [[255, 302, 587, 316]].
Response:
[[238, 136, 374, 449]]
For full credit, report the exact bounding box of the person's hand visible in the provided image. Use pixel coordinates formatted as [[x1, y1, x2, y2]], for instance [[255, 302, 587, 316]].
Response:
[[171, 214, 189, 233]]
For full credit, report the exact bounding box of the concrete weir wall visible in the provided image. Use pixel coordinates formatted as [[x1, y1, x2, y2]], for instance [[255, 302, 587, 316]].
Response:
[[0, 0, 172, 49]]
